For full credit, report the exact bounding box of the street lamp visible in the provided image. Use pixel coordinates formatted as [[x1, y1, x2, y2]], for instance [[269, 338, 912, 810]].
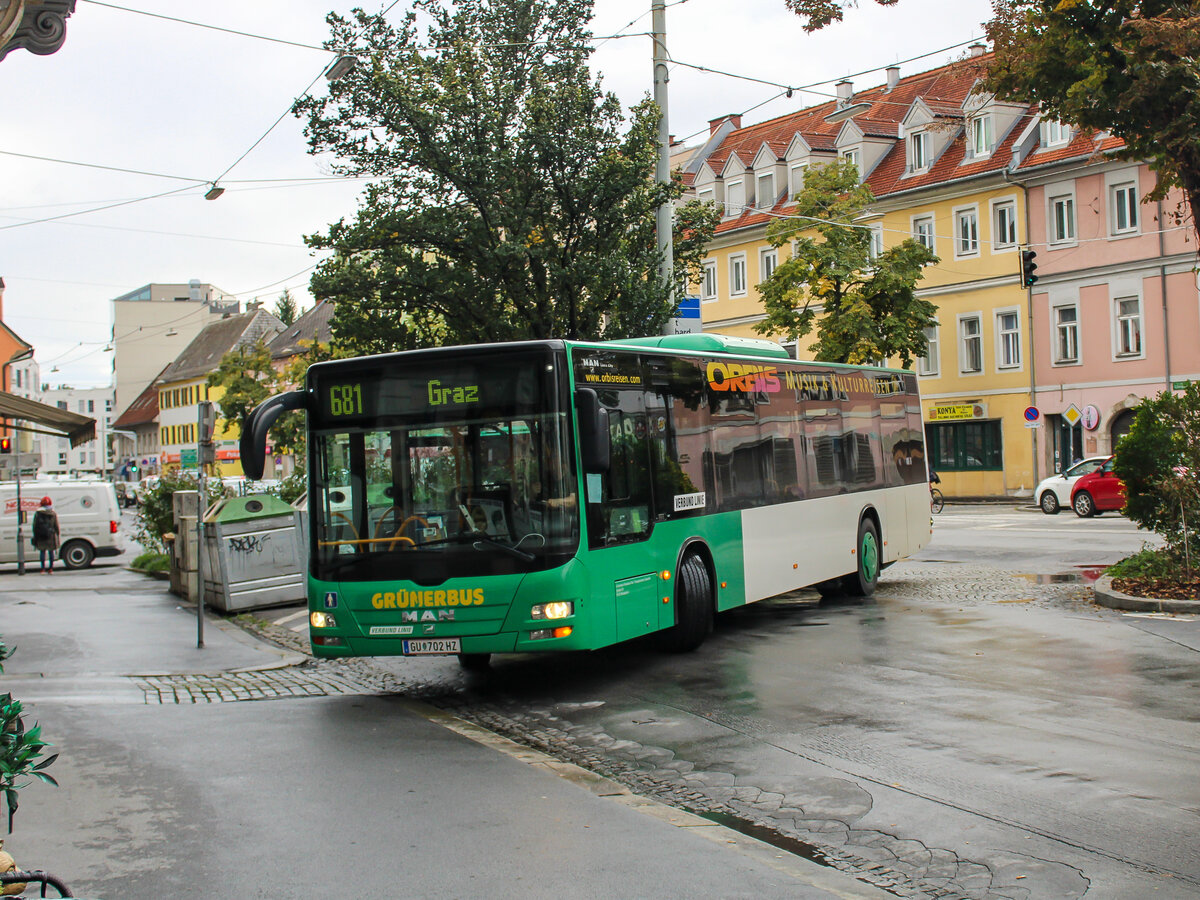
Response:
[[325, 55, 356, 81], [824, 101, 871, 124]]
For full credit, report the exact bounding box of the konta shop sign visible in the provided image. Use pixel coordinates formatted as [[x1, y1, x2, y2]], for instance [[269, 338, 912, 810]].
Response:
[[927, 403, 986, 422]]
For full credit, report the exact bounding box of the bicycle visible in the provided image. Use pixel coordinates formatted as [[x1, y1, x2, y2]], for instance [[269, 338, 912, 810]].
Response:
[[930, 487, 944, 514]]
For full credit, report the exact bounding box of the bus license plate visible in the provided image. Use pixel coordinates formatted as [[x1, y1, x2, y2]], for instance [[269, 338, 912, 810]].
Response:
[[402, 638, 461, 656]]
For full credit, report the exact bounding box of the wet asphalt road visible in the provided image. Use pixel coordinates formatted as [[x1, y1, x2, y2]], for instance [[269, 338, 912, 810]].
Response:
[[361, 505, 1200, 899]]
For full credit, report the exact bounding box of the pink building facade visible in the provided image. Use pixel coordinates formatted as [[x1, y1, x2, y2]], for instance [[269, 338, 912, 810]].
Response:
[[1021, 133, 1199, 473]]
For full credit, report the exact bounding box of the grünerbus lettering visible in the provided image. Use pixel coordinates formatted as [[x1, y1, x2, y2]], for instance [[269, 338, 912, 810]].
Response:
[[371, 588, 485, 609]]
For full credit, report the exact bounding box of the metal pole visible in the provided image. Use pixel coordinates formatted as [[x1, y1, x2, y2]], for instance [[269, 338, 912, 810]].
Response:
[[15, 462, 24, 576], [196, 409, 205, 649], [652, 0, 674, 297]]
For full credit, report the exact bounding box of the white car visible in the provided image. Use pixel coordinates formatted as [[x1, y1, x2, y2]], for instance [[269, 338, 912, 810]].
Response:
[[1035, 456, 1108, 514]]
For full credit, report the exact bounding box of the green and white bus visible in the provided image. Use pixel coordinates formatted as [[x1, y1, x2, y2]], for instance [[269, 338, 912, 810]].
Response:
[[241, 333, 931, 666]]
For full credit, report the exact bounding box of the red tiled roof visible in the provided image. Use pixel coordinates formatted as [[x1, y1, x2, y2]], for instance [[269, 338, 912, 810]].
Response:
[[112, 372, 162, 429]]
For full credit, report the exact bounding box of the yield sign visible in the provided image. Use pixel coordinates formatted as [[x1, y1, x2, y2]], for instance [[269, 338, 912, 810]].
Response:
[[1062, 404, 1082, 426]]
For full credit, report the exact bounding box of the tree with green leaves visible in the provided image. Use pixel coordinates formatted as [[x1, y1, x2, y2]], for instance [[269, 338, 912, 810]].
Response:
[[783, 0, 897, 30], [753, 158, 938, 365], [272, 290, 299, 327], [206, 341, 274, 435], [1113, 382, 1200, 569], [984, 0, 1200, 232], [294, 0, 718, 355]]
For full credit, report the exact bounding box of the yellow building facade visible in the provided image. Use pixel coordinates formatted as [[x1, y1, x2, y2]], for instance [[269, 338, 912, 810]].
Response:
[[687, 52, 1045, 498]]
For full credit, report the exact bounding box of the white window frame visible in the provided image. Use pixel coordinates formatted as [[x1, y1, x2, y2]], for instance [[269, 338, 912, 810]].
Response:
[[909, 131, 930, 171], [701, 260, 718, 302], [841, 149, 861, 181], [970, 116, 993, 158], [1052, 303, 1080, 365], [789, 163, 807, 198], [1049, 192, 1076, 245], [1043, 119, 1070, 147], [1113, 294, 1144, 359], [954, 205, 980, 258], [912, 214, 935, 253], [756, 172, 775, 210], [725, 180, 745, 217], [958, 313, 984, 375], [759, 247, 778, 284], [697, 187, 715, 208], [1110, 181, 1139, 236], [729, 253, 748, 296], [918, 323, 940, 376], [865, 224, 883, 261], [995, 307, 1022, 370], [991, 198, 1018, 251]]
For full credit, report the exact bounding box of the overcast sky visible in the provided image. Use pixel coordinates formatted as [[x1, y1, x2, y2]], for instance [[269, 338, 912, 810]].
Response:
[[1, 0, 993, 390]]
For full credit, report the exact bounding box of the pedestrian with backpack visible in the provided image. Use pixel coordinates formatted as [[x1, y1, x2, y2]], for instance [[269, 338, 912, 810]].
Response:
[[32, 496, 60, 574]]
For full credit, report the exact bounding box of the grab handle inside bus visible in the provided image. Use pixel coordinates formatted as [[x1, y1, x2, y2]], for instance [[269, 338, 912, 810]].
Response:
[[240, 391, 307, 480], [574, 388, 610, 474]]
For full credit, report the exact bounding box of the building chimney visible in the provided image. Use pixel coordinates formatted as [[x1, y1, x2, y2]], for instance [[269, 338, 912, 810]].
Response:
[[885, 66, 900, 92], [708, 114, 742, 135], [969, 42, 986, 57], [836, 80, 854, 103]]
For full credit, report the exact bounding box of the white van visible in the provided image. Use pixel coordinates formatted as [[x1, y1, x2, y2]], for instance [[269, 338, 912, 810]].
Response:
[[0, 481, 125, 569]]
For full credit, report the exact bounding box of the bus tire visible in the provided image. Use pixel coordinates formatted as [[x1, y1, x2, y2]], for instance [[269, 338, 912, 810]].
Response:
[[457, 653, 491, 671], [60, 539, 95, 570], [841, 518, 880, 597], [661, 554, 713, 653]]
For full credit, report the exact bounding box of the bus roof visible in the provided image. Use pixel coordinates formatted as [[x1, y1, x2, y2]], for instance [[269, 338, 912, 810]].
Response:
[[599, 333, 792, 360]]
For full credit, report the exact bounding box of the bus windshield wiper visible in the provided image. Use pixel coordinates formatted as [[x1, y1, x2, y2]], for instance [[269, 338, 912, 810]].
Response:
[[471, 534, 535, 562]]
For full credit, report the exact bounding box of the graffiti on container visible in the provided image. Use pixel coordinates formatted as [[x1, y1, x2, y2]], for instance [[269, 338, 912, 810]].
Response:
[[228, 534, 268, 555]]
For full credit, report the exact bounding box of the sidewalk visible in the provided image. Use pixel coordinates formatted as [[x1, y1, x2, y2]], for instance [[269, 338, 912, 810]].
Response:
[[0, 561, 891, 899]]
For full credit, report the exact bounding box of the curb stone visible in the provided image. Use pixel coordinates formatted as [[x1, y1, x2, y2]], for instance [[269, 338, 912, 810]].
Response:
[[1093, 574, 1200, 614]]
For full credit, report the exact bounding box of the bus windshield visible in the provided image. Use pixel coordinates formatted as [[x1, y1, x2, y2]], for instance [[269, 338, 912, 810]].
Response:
[[309, 348, 578, 584]]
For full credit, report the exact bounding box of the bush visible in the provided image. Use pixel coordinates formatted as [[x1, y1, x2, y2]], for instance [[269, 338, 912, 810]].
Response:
[[1106, 546, 1179, 579], [130, 551, 170, 573], [1113, 382, 1200, 570], [0, 637, 57, 831], [135, 473, 227, 554], [276, 465, 307, 505]]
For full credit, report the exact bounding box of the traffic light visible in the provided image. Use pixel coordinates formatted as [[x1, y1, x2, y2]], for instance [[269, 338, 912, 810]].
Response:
[[0, 437, 11, 454], [1020, 249, 1039, 287]]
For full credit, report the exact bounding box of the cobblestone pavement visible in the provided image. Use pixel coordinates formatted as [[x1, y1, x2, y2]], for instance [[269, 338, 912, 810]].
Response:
[[227, 565, 1105, 900]]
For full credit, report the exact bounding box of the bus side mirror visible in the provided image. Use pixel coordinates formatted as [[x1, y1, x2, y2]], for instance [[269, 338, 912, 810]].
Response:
[[575, 388, 610, 474], [240, 391, 307, 480]]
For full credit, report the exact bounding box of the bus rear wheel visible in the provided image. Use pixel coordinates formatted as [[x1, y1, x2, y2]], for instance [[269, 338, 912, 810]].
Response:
[[661, 554, 713, 653], [841, 519, 880, 597]]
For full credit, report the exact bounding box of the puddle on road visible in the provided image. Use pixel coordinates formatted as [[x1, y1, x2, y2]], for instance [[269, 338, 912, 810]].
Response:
[[696, 810, 836, 869], [1017, 566, 1105, 586]]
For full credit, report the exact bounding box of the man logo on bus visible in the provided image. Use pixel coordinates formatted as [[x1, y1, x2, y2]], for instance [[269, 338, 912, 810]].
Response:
[[706, 361, 782, 393]]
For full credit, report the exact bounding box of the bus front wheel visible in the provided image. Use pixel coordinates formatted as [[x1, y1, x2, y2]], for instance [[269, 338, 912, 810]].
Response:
[[661, 554, 713, 653], [841, 519, 880, 597]]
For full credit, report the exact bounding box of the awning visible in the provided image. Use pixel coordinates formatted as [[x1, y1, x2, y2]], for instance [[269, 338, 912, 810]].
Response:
[[0, 391, 96, 447]]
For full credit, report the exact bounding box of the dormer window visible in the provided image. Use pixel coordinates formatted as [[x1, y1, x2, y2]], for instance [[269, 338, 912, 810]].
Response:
[[756, 172, 775, 210], [970, 116, 993, 157], [1043, 119, 1071, 147], [726, 180, 745, 216], [697, 187, 716, 208], [789, 162, 807, 198], [909, 131, 930, 171], [841, 148, 861, 181]]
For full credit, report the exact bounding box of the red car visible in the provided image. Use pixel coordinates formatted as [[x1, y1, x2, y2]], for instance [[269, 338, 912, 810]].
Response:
[[1071, 457, 1125, 517]]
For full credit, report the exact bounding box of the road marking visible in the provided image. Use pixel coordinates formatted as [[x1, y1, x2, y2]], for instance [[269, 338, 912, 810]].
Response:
[[276, 609, 308, 625]]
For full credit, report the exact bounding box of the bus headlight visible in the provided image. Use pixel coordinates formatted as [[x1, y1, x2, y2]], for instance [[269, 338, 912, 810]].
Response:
[[530, 601, 574, 620], [310, 610, 337, 629]]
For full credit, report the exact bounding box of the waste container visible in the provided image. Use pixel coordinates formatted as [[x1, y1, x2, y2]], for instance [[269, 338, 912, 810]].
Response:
[[201, 493, 306, 613]]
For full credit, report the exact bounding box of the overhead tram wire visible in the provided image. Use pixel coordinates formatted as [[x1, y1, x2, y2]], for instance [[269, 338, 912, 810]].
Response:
[[207, 0, 405, 188], [79, 0, 329, 51], [0, 185, 197, 232]]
